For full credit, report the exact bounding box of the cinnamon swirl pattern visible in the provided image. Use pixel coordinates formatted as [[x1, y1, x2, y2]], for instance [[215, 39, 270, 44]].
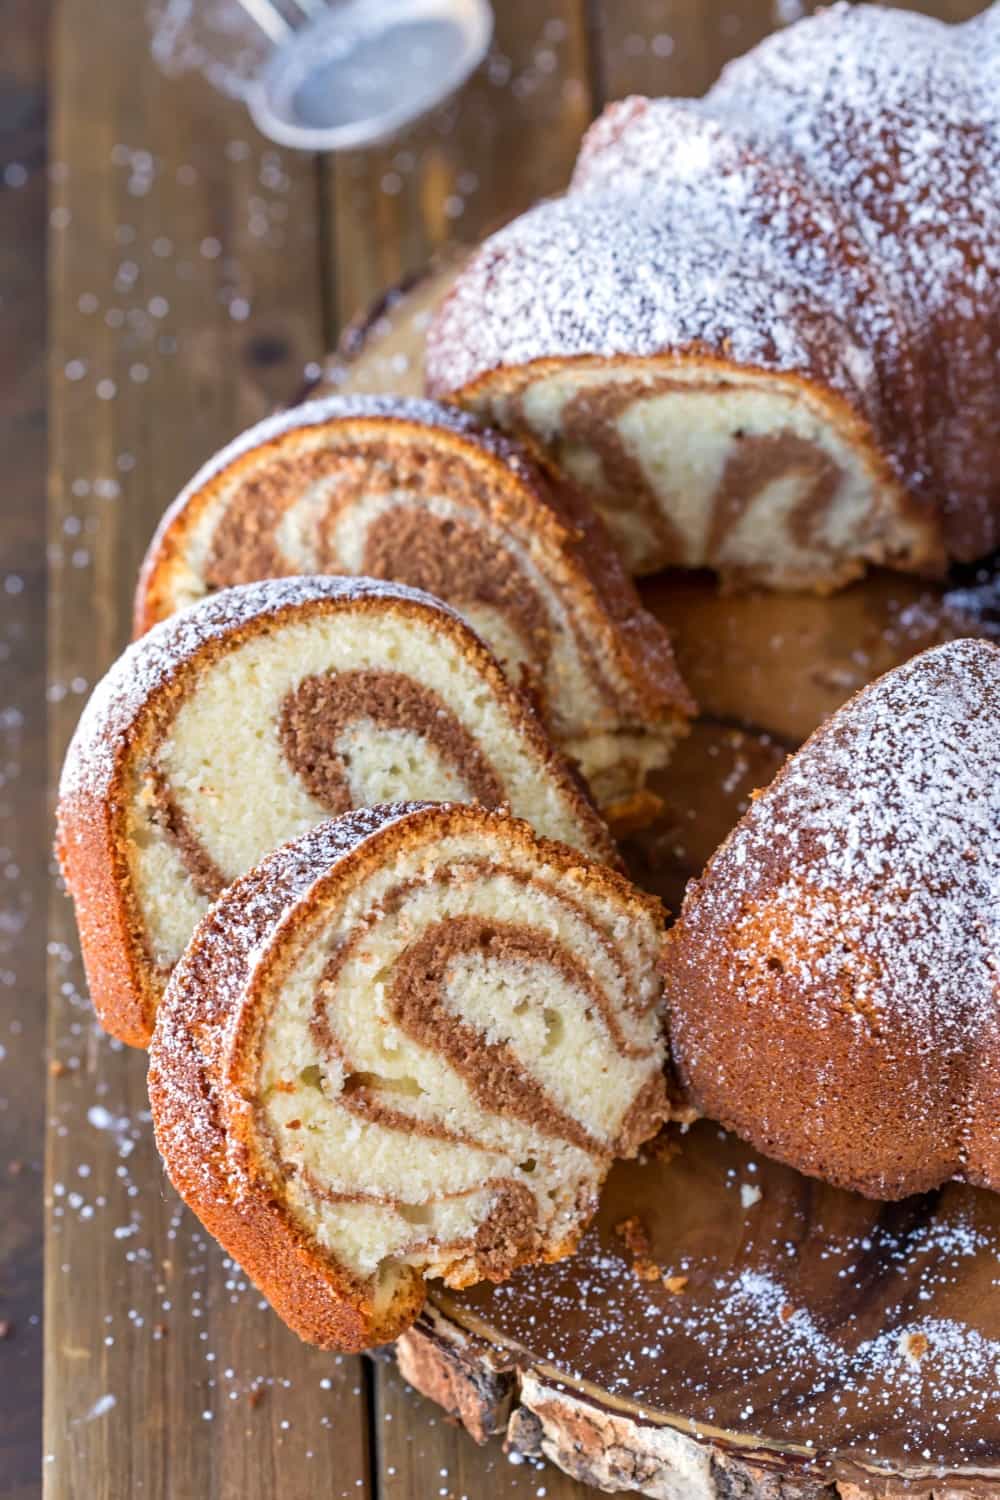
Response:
[[133, 395, 693, 817], [148, 803, 670, 1352], [56, 576, 616, 1048]]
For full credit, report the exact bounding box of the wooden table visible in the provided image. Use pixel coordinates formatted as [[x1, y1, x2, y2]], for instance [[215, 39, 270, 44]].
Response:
[[0, 1, 984, 1497]]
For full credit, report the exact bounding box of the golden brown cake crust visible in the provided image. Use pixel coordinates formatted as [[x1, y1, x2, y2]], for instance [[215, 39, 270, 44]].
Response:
[[56, 576, 618, 1049], [663, 638, 1000, 1200], [148, 803, 668, 1352], [149, 804, 428, 1351]]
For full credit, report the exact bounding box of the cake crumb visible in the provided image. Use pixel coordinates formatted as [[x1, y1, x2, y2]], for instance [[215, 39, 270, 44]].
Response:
[[900, 1330, 930, 1367], [614, 1215, 662, 1280]]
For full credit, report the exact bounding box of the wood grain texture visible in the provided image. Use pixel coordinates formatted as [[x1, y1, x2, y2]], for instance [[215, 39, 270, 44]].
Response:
[[374, 1354, 589, 1500], [41, 1, 997, 1498], [323, 7, 610, 1495], [323, 0, 593, 334], [45, 4, 369, 1498], [0, 4, 49, 1497]]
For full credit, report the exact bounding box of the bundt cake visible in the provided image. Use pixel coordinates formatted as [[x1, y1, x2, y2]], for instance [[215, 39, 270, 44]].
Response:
[[56, 576, 616, 1047], [663, 638, 1000, 1201], [133, 395, 694, 817], [148, 802, 669, 1351], [426, 2, 998, 590]]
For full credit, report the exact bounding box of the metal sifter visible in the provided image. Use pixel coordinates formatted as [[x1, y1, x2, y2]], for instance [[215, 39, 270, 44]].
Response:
[[234, 0, 494, 150]]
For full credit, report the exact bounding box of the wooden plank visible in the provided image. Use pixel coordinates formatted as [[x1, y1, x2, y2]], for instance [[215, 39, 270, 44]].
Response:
[[375, 1357, 590, 1500], [324, 0, 594, 334], [322, 5, 606, 1494], [594, 0, 817, 100], [45, 5, 371, 1498], [0, 4, 49, 1496], [595, 0, 990, 102]]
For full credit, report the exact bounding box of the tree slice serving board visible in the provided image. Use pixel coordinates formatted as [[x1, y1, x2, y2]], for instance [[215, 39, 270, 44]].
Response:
[[316, 264, 1000, 1499]]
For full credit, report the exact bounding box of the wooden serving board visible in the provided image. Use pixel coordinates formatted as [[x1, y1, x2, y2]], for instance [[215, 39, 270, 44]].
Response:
[[317, 266, 1000, 1498]]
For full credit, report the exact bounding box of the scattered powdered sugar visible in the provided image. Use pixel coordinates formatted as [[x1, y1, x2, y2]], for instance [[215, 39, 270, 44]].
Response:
[[72, 1392, 118, 1424], [44, 919, 383, 1492], [473, 1155, 1000, 1470]]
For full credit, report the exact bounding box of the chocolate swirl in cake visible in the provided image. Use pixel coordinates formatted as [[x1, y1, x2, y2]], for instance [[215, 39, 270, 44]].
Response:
[[148, 803, 670, 1352], [279, 670, 506, 817], [132, 395, 694, 817], [56, 576, 616, 1048]]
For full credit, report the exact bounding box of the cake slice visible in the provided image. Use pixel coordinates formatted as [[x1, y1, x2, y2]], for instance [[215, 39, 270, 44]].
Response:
[[133, 395, 693, 818], [57, 576, 616, 1047], [148, 803, 670, 1352], [664, 638, 1000, 1200]]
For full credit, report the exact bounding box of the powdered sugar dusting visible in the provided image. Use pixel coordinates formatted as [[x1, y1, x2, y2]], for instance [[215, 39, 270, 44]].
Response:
[[57, 574, 465, 806], [462, 1123, 1000, 1473], [704, 2, 999, 554], [427, 2, 999, 558], [719, 638, 999, 1033], [150, 392, 541, 557], [670, 638, 1000, 1195], [428, 189, 882, 423]]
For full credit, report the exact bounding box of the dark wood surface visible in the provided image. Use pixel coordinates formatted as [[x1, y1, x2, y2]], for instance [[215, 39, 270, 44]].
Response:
[[0, 2, 985, 1497], [0, 4, 50, 1497]]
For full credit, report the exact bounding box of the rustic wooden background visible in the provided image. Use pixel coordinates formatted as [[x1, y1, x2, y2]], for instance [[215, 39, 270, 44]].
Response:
[[0, 1, 988, 1497]]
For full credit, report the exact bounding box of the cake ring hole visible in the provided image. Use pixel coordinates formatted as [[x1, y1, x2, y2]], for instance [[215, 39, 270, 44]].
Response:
[[518, 1159, 537, 1174], [342, 1071, 425, 1100], [396, 1203, 434, 1226], [542, 1008, 564, 1055]]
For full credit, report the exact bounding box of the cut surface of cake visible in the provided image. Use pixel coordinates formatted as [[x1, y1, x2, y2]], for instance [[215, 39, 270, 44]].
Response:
[[664, 639, 1000, 1200], [148, 802, 669, 1351], [426, 3, 997, 590], [133, 395, 694, 817], [56, 576, 616, 1047]]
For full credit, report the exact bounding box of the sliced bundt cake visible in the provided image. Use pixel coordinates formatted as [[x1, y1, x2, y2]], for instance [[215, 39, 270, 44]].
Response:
[[134, 395, 694, 818], [148, 803, 670, 1351], [427, 4, 997, 589], [664, 638, 1000, 1200], [57, 576, 616, 1047]]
